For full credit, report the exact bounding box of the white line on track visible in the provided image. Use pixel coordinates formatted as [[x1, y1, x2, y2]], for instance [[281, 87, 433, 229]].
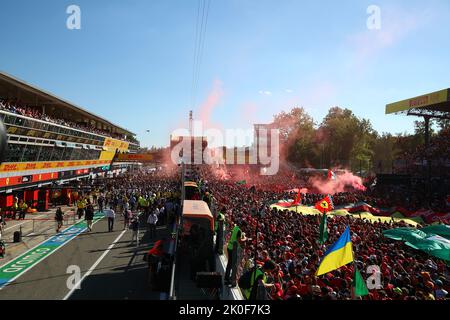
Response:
[[4, 214, 47, 231], [63, 229, 127, 300], [0, 216, 105, 291]]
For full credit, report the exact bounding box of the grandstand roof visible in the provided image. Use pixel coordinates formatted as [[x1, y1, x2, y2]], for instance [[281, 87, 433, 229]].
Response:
[[386, 88, 450, 119], [0, 71, 135, 136]]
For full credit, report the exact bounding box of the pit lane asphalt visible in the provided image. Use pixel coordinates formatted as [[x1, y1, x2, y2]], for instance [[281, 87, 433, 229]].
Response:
[[0, 216, 163, 300]]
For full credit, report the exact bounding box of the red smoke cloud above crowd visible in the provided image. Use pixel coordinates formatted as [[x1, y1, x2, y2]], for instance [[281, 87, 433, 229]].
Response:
[[309, 170, 366, 195]]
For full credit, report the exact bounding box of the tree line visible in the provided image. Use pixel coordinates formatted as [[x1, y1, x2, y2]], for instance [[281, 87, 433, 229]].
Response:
[[272, 106, 449, 174]]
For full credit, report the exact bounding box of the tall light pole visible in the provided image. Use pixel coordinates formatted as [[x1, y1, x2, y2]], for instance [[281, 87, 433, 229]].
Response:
[[189, 111, 193, 137]]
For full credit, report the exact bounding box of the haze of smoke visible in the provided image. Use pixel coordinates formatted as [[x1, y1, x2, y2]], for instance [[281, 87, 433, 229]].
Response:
[[198, 79, 224, 130], [209, 165, 231, 181], [309, 170, 366, 195]]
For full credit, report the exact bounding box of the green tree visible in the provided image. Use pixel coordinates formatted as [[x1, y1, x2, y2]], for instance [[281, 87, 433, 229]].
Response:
[[319, 107, 375, 170], [371, 133, 401, 173], [272, 107, 318, 167]]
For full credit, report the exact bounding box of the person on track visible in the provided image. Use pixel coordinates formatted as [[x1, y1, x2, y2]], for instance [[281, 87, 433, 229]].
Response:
[[147, 209, 158, 240], [77, 197, 86, 220], [85, 200, 95, 232], [98, 194, 104, 213], [12, 197, 19, 220], [130, 214, 140, 246], [18, 199, 28, 220], [55, 207, 64, 233], [0, 207, 5, 229], [104, 206, 116, 232], [145, 238, 166, 289], [123, 208, 132, 230]]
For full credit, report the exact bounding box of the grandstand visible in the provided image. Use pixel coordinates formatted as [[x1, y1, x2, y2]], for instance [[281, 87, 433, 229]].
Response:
[[0, 71, 139, 210], [384, 89, 450, 208], [385, 87, 450, 176], [386, 88, 450, 145]]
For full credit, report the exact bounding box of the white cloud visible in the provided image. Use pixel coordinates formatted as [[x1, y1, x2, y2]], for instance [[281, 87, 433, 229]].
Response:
[[285, 89, 293, 93], [258, 90, 272, 96], [347, 5, 435, 68]]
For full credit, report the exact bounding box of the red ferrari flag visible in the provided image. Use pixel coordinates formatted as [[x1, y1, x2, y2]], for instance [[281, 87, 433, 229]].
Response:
[[292, 189, 301, 206], [315, 195, 334, 213]]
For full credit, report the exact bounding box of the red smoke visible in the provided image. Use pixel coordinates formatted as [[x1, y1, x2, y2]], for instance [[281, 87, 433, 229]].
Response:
[[309, 170, 366, 195], [300, 188, 309, 194], [198, 79, 224, 130], [210, 165, 231, 181]]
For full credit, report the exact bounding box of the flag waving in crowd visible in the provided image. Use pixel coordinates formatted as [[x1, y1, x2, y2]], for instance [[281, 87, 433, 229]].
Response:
[[291, 189, 301, 206], [352, 266, 369, 298], [315, 195, 334, 213], [318, 211, 328, 244], [316, 195, 334, 244], [316, 226, 354, 276]]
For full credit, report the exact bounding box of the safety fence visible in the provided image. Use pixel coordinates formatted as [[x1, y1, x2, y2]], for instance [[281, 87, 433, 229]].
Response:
[[0, 211, 79, 241]]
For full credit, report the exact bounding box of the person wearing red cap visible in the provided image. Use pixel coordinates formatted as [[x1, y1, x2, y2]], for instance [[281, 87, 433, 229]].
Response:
[[148, 239, 165, 257], [146, 238, 166, 289]]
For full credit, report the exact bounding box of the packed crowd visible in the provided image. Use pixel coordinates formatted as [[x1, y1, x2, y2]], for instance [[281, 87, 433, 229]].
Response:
[[5, 163, 447, 300], [0, 99, 134, 143], [300, 186, 448, 214], [92, 168, 180, 229], [216, 166, 449, 214], [4, 143, 101, 163], [395, 128, 450, 176], [197, 167, 449, 300], [368, 179, 449, 214]]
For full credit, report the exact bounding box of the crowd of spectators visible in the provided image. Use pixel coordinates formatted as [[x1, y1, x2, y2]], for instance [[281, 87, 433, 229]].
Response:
[[216, 166, 449, 214], [98, 168, 180, 224], [196, 166, 449, 300], [7, 161, 445, 300], [4, 144, 101, 163], [0, 99, 136, 143], [394, 128, 450, 177], [368, 179, 449, 214], [42, 165, 449, 300]]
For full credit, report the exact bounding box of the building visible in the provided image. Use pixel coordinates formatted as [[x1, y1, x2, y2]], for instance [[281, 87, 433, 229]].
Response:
[[0, 71, 139, 210], [170, 135, 208, 165], [254, 123, 276, 166]]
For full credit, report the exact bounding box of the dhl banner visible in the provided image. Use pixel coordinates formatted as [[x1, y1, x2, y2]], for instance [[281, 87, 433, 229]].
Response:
[[386, 89, 449, 114], [103, 138, 129, 152], [0, 160, 111, 173], [99, 151, 116, 161]]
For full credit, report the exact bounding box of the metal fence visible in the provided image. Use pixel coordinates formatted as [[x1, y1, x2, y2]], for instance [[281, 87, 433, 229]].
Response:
[[2, 211, 78, 242]]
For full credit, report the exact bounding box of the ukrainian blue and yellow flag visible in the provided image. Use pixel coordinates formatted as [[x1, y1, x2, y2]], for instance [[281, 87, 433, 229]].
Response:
[[315, 226, 354, 276]]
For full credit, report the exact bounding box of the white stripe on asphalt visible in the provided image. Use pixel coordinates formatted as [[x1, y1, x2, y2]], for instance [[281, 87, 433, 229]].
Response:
[[4, 221, 28, 231], [63, 229, 128, 300], [0, 215, 105, 291], [4, 214, 47, 231]]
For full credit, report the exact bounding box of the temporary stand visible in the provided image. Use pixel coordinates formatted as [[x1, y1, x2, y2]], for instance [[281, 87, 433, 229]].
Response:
[[386, 89, 450, 206]]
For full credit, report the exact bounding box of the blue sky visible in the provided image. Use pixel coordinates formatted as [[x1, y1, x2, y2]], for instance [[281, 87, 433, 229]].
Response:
[[0, 0, 449, 147]]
